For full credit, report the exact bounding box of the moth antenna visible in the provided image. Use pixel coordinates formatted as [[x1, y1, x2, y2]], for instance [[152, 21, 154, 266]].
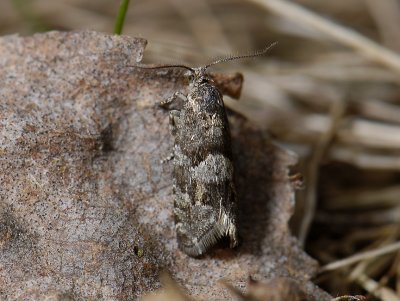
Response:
[[204, 42, 278, 69], [127, 64, 194, 72]]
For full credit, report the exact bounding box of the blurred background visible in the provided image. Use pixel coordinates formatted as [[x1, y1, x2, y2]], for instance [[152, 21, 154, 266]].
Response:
[[2, 0, 400, 299]]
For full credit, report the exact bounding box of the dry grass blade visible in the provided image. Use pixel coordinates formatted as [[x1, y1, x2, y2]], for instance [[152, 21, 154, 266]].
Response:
[[141, 272, 193, 301], [299, 99, 346, 245], [319, 241, 400, 273], [356, 274, 400, 301], [168, 0, 233, 54], [365, 0, 400, 51], [331, 296, 366, 301], [248, 0, 400, 73]]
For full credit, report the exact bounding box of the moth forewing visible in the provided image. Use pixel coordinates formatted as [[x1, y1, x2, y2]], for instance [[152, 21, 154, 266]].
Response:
[[133, 43, 277, 257], [171, 68, 238, 256]]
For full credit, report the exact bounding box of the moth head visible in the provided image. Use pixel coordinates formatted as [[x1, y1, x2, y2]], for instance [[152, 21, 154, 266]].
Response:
[[191, 67, 211, 87]]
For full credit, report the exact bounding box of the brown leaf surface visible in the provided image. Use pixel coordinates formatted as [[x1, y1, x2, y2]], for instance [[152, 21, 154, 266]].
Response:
[[0, 31, 329, 301]]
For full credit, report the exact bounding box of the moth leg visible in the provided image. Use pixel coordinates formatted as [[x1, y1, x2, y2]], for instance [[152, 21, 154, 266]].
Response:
[[169, 110, 180, 136], [160, 110, 180, 164], [161, 152, 174, 164], [159, 91, 187, 108]]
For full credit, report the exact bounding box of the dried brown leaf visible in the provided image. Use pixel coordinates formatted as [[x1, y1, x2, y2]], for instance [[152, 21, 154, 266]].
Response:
[[0, 30, 328, 301]]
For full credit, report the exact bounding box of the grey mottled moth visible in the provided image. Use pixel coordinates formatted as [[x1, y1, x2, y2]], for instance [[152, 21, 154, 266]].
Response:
[[136, 43, 276, 257]]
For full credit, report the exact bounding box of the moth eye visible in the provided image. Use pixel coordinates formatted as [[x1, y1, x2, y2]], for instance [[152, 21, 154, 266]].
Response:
[[188, 74, 194, 82]]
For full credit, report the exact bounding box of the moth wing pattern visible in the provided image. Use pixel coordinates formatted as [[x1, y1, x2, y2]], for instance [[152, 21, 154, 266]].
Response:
[[168, 71, 239, 257]]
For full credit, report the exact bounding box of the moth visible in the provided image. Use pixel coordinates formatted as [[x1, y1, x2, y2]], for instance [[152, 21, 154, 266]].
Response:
[[137, 43, 276, 257]]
